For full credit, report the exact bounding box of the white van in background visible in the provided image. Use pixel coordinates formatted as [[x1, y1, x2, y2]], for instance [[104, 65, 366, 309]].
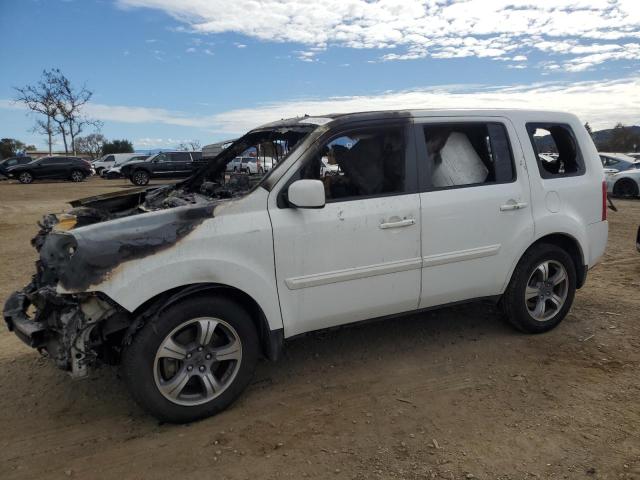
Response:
[[92, 153, 141, 175]]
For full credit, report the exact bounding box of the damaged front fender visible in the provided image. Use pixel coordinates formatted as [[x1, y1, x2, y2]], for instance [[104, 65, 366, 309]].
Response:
[[40, 203, 215, 292]]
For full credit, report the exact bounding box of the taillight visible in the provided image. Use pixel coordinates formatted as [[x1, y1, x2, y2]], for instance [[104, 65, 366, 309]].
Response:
[[602, 180, 607, 221]]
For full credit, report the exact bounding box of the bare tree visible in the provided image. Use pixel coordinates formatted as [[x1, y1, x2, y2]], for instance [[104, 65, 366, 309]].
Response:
[[53, 71, 101, 154], [178, 140, 202, 151], [14, 69, 61, 154], [74, 133, 106, 159]]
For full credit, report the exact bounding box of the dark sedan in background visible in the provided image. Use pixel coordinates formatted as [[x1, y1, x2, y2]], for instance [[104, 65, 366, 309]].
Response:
[[0, 156, 33, 178], [6, 156, 93, 183]]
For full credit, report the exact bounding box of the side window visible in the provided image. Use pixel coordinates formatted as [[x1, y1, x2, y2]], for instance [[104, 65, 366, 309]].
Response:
[[526, 123, 585, 178], [6, 159, 17, 166], [172, 152, 192, 162], [422, 123, 514, 190], [155, 153, 169, 163], [298, 126, 406, 201], [105, 155, 115, 163]]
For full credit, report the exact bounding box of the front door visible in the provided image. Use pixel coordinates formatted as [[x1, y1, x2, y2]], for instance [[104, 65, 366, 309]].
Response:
[[414, 118, 534, 308], [269, 123, 422, 337]]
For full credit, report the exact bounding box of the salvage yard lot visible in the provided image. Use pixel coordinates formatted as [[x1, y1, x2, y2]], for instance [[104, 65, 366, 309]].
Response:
[[0, 178, 639, 480]]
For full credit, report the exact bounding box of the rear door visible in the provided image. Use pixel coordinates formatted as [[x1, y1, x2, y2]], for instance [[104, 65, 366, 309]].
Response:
[[414, 117, 534, 308], [36, 157, 66, 178], [268, 121, 422, 337]]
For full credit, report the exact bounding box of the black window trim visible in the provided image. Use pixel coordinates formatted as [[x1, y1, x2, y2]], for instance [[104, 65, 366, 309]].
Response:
[[414, 120, 517, 193], [526, 122, 586, 180], [277, 119, 417, 208]]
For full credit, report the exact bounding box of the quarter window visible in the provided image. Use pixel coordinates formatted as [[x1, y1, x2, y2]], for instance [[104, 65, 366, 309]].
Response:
[[527, 123, 585, 178], [298, 126, 407, 201], [422, 123, 515, 190]]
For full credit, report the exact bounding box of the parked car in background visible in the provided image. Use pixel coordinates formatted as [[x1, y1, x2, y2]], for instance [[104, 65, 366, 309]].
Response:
[[92, 153, 142, 175], [102, 155, 149, 179], [6, 156, 92, 183], [0, 155, 33, 177], [4, 109, 608, 423], [226, 156, 243, 172], [606, 167, 640, 197], [121, 151, 204, 185], [599, 153, 640, 173]]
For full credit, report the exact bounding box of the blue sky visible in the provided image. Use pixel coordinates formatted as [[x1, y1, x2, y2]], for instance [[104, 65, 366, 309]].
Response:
[[1, 0, 639, 150]]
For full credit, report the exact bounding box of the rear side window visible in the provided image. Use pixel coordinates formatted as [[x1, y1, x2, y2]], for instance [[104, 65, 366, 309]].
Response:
[[526, 123, 585, 178], [422, 122, 515, 190], [172, 152, 192, 162]]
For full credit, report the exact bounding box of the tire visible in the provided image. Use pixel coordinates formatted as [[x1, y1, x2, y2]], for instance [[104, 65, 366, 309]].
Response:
[[233, 166, 238, 172], [122, 295, 260, 423], [258, 167, 264, 174], [95, 167, 104, 175], [131, 169, 150, 186], [502, 243, 576, 334], [612, 178, 639, 198], [18, 171, 34, 184], [70, 169, 85, 182]]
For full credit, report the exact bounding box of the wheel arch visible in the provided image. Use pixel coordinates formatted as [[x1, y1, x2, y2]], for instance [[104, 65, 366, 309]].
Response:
[[505, 232, 587, 292], [125, 283, 283, 361]]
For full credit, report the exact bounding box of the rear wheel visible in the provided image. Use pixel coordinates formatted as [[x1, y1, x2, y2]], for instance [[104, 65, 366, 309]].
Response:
[[131, 169, 150, 186], [122, 295, 259, 423], [612, 178, 639, 197], [95, 167, 104, 176], [18, 171, 34, 184], [70, 169, 85, 182], [503, 243, 576, 334]]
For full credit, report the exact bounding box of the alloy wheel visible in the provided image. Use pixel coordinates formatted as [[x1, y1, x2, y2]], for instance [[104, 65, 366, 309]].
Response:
[[153, 317, 243, 406], [525, 260, 568, 322], [18, 172, 33, 184]]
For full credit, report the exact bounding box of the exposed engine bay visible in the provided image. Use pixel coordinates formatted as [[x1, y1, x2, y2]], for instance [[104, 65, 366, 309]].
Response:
[[2, 122, 316, 378]]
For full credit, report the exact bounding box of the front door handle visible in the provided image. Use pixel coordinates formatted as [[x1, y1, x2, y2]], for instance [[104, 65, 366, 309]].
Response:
[[379, 218, 416, 229], [500, 201, 528, 212]]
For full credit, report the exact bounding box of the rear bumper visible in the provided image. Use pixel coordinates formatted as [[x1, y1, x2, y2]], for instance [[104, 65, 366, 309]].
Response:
[[586, 220, 608, 268]]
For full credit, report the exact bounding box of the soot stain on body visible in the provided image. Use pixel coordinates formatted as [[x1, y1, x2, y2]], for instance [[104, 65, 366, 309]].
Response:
[[40, 204, 215, 291]]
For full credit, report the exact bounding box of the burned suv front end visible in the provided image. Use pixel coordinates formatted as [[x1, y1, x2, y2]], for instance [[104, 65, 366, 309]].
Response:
[[3, 118, 319, 378]]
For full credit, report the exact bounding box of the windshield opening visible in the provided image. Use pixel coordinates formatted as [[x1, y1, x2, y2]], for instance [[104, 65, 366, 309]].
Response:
[[182, 125, 316, 192]]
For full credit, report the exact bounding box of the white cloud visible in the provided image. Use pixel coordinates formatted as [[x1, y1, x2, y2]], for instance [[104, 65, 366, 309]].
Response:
[[117, 0, 640, 70], [4, 77, 639, 135]]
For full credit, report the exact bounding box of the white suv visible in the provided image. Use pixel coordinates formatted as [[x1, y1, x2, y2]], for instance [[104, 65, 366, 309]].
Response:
[[92, 153, 140, 175], [3, 110, 608, 423]]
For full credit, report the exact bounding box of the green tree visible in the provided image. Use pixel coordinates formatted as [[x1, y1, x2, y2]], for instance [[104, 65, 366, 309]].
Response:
[[102, 139, 134, 154], [584, 122, 593, 138], [0, 138, 35, 159]]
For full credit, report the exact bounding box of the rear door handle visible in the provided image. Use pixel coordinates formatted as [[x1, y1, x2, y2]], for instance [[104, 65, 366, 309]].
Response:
[[500, 201, 528, 212], [379, 218, 416, 229]]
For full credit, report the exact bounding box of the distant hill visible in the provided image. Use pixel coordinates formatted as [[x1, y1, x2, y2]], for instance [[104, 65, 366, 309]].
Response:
[[591, 125, 640, 151], [536, 125, 640, 153]]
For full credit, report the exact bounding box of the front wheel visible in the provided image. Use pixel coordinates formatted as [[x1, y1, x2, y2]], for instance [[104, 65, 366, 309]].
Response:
[[122, 295, 259, 423], [502, 243, 576, 334], [131, 169, 150, 186], [18, 171, 34, 184]]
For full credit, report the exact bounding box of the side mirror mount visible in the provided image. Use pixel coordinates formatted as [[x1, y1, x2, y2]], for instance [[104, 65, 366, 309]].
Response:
[[288, 179, 325, 209]]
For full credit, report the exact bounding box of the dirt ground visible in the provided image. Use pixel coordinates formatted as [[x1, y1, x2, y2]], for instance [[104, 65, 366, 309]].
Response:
[[0, 177, 639, 480]]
